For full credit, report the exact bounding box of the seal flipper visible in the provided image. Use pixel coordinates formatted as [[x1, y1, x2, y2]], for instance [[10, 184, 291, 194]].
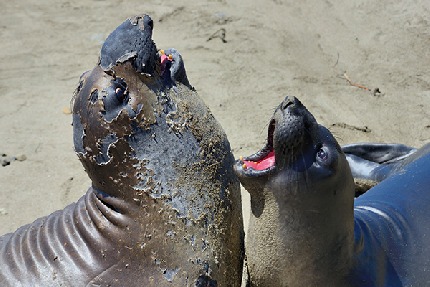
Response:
[[342, 143, 417, 182]]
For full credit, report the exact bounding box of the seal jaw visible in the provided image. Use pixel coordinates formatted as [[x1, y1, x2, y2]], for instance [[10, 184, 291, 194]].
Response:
[[234, 119, 276, 177]]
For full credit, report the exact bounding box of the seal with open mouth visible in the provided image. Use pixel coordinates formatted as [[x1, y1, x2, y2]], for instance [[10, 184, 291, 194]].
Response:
[[235, 96, 430, 286], [0, 14, 244, 286]]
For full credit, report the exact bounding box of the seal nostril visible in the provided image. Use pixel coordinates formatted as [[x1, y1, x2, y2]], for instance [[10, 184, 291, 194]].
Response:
[[282, 100, 294, 110]]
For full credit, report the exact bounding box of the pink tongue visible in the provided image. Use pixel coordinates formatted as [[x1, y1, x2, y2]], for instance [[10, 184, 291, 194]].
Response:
[[243, 151, 275, 171], [160, 54, 169, 74], [160, 54, 169, 64]]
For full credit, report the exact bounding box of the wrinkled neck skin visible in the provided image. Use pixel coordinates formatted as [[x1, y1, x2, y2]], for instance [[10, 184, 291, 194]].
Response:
[[245, 168, 355, 287], [0, 187, 139, 286]]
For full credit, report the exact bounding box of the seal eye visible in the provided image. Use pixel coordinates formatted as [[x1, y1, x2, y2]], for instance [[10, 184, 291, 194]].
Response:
[[115, 87, 125, 100], [316, 146, 329, 162], [112, 79, 128, 102]]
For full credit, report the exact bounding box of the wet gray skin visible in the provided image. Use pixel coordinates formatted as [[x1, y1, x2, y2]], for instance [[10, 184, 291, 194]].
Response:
[[0, 14, 244, 287]]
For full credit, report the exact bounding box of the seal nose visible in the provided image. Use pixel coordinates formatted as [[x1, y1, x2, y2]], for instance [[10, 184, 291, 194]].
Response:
[[281, 96, 302, 110]]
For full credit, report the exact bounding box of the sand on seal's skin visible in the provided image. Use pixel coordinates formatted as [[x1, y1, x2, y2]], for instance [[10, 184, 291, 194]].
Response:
[[0, 2, 429, 284]]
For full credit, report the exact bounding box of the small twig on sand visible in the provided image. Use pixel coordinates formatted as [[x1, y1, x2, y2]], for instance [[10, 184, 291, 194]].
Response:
[[341, 72, 383, 96], [207, 28, 227, 43], [332, 122, 371, 133], [333, 52, 339, 68], [342, 72, 371, 91]]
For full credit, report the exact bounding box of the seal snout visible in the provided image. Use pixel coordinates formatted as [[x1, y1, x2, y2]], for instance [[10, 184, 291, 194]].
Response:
[[99, 14, 158, 75], [272, 96, 317, 168], [280, 96, 299, 110]]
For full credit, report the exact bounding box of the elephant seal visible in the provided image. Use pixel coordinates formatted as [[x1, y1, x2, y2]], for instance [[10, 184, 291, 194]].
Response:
[[0, 14, 244, 286], [234, 96, 430, 286]]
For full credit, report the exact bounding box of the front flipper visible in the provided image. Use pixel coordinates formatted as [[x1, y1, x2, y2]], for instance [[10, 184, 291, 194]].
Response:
[[342, 143, 417, 196], [343, 143, 416, 181], [342, 143, 416, 164]]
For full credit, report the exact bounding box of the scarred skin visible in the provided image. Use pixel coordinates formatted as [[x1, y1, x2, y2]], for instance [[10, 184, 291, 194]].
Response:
[[235, 96, 430, 286], [0, 14, 244, 286]]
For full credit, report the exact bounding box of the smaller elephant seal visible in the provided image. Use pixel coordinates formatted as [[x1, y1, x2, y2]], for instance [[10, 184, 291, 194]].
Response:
[[0, 14, 244, 286], [235, 96, 430, 286]]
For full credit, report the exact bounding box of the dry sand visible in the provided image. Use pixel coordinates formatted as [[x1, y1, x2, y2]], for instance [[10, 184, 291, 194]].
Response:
[[1, 0, 429, 265]]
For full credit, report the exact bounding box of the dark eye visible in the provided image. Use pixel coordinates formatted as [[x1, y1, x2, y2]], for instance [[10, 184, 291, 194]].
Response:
[[316, 146, 328, 162], [115, 87, 125, 100], [112, 79, 128, 102]]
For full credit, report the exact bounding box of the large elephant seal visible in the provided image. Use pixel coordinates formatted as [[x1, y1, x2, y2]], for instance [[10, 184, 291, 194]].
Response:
[[0, 14, 244, 286], [235, 96, 430, 286]]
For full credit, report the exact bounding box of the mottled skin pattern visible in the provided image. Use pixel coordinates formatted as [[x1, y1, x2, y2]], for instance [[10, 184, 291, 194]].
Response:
[[235, 96, 430, 286], [0, 14, 244, 286]]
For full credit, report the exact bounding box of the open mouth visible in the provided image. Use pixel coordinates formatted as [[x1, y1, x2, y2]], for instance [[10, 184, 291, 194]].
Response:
[[159, 49, 173, 75], [236, 119, 277, 176]]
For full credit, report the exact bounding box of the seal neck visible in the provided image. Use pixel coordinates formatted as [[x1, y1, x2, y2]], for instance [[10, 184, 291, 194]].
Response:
[[249, 187, 355, 286]]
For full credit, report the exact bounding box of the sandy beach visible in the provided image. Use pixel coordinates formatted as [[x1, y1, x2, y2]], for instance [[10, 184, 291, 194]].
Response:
[[1, 0, 429, 269]]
